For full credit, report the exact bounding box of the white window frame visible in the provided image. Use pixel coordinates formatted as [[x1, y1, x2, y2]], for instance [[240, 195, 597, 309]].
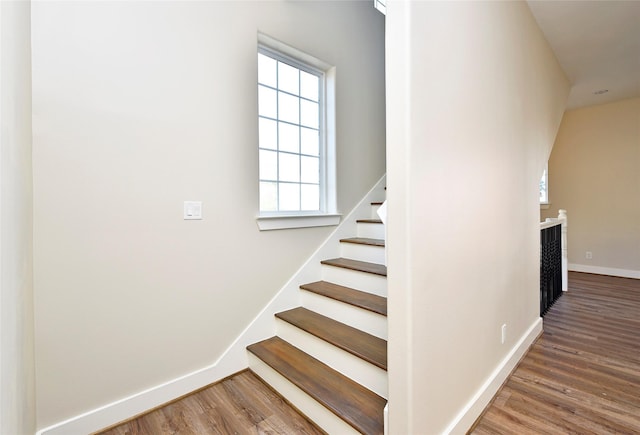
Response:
[[540, 164, 549, 207], [256, 34, 339, 230]]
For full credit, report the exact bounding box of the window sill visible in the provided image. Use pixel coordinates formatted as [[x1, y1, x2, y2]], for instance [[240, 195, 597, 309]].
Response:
[[540, 203, 550, 210], [256, 213, 342, 231]]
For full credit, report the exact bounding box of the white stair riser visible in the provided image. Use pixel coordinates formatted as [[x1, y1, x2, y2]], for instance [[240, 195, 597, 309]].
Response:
[[301, 290, 387, 340], [371, 204, 381, 219], [357, 222, 385, 239], [248, 354, 360, 435], [321, 265, 387, 297], [340, 242, 385, 264], [275, 320, 388, 399]]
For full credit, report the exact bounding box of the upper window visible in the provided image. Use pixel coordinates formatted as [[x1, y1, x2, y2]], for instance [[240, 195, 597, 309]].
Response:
[[258, 47, 324, 214], [256, 35, 338, 231], [540, 165, 549, 204]]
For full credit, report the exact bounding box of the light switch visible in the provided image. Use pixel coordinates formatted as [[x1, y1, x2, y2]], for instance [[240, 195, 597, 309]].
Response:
[[184, 201, 202, 220]]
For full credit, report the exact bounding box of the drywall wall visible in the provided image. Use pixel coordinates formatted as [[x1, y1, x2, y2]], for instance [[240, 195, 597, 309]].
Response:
[[0, 1, 36, 433], [541, 98, 640, 278], [386, 1, 568, 433], [32, 1, 385, 429]]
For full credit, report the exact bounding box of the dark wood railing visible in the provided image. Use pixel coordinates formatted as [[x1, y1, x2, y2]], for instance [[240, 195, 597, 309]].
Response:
[[540, 222, 562, 315], [540, 209, 567, 316]]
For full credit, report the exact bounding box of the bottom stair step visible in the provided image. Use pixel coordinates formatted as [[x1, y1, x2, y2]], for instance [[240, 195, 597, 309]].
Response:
[[247, 336, 386, 435]]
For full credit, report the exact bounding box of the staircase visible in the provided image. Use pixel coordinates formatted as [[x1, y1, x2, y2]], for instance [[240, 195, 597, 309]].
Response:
[[247, 200, 387, 434]]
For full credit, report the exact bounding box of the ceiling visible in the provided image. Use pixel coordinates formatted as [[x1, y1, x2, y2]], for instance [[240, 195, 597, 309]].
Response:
[[527, 1, 640, 109]]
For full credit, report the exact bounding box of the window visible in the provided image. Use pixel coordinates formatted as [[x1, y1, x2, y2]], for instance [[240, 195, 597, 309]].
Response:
[[540, 165, 549, 204], [257, 35, 338, 230]]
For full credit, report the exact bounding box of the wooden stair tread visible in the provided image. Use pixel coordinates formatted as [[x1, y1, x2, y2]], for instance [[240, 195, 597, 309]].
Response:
[[340, 237, 385, 247], [276, 307, 387, 370], [321, 258, 387, 277], [247, 336, 386, 435], [356, 218, 383, 224], [300, 281, 387, 316]]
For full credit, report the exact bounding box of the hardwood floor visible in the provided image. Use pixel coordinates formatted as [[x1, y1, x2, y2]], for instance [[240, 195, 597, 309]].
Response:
[[471, 272, 640, 434], [96, 370, 324, 435]]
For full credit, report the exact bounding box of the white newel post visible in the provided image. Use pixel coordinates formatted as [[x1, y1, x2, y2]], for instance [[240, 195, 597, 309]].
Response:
[[558, 209, 568, 291]]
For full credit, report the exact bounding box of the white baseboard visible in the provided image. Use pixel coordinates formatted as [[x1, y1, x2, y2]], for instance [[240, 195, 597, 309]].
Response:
[[443, 317, 543, 435], [569, 263, 640, 280], [36, 361, 241, 435], [36, 175, 387, 435]]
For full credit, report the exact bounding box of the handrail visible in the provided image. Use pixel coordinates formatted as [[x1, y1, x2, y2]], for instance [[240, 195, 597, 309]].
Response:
[[540, 220, 561, 230]]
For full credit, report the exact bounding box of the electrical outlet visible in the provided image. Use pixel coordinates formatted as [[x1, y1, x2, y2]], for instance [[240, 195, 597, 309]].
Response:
[[586, 251, 593, 260], [501, 324, 507, 344]]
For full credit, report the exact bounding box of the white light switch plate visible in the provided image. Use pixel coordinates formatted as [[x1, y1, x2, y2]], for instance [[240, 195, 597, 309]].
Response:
[[184, 201, 202, 220]]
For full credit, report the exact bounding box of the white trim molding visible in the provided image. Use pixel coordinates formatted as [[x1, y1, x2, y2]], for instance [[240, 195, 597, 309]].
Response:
[[443, 317, 543, 435], [569, 264, 640, 280], [36, 362, 240, 435], [256, 213, 341, 231]]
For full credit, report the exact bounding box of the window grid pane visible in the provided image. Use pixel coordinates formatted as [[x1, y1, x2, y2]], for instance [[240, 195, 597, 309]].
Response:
[[258, 86, 277, 119], [278, 122, 299, 154], [279, 183, 300, 211], [258, 53, 277, 87], [260, 182, 278, 211], [301, 184, 320, 211], [258, 49, 323, 213], [278, 92, 300, 124], [259, 118, 277, 150], [259, 149, 278, 181], [301, 127, 319, 156], [279, 152, 300, 183], [300, 156, 319, 184], [300, 71, 319, 102], [278, 62, 299, 95]]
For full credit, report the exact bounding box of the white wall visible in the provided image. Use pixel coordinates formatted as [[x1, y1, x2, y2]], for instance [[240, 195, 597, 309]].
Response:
[[386, 1, 568, 433], [0, 1, 36, 433], [541, 98, 640, 278], [31, 1, 385, 430]]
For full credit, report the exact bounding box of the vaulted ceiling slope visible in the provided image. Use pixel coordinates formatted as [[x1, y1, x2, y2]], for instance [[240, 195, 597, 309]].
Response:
[[527, 1, 640, 109]]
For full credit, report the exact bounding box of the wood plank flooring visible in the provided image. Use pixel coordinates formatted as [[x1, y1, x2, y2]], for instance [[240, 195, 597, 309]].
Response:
[[470, 272, 640, 434], [96, 370, 324, 435]]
